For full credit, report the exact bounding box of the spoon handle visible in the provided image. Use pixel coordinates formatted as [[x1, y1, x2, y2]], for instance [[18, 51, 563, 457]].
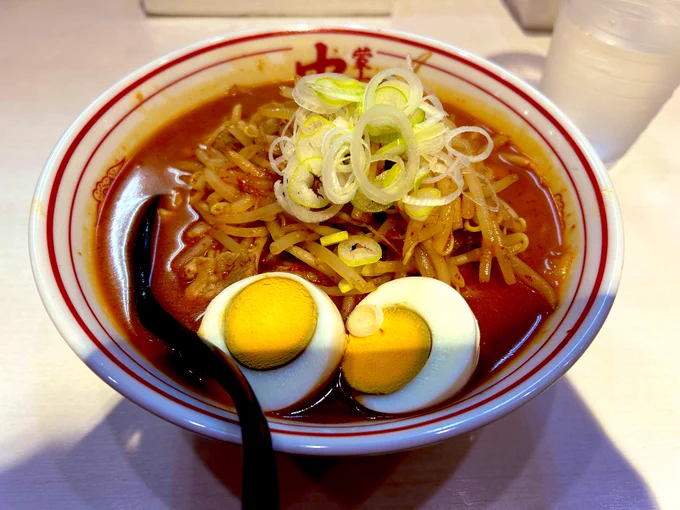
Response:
[[132, 196, 279, 509]]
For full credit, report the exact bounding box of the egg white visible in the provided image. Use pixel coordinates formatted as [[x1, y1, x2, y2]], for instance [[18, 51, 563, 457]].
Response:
[[198, 272, 346, 412], [351, 277, 480, 414]]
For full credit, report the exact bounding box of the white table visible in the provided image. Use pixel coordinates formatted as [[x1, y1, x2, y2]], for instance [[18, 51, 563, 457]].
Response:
[[1, 0, 678, 508]]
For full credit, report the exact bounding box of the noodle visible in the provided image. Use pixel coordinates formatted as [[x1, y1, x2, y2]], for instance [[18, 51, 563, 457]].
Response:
[[464, 168, 516, 285], [204, 168, 240, 202], [251, 236, 268, 272], [196, 146, 229, 170], [219, 225, 270, 238], [206, 191, 223, 207], [269, 230, 310, 255], [417, 223, 445, 243], [258, 103, 297, 119], [503, 232, 529, 253], [251, 155, 271, 168], [231, 103, 242, 123], [265, 220, 339, 281], [490, 173, 519, 194], [462, 195, 474, 219], [341, 295, 357, 321], [432, 179, 456, 255], [423, 239, 451, 285], [450, 248, 481, 266], [464, 219, 482, 233], [304, 241, 373, 293], [174, 236, 214, 267], [361, 260, 414, 277], [187, 221, 211, 239], [176, 161, 206, 173], [209, 228, 244, 253], [279, 85, 294, 99], [239, 144, 262, 161], [446, 258, 466, 289], [227, 125, 253, 147], [166, 84, 561, 314], [281, 223, 309, 234], [287, 246, 341, 282], [318, 275, 390, 296], [189, 190, 205, 206], [414, 245, 436, 278], [500, 151, 535, 169], [479, 247, 493, 282], [306, 224, 341, 236], [451, 196, 463, 230], [194, 202, 216, 225], [509, 255, 558, 308], [213, 202, 282, 224], [229, 196, 256, 214], [403, 219, 424, 264], [226, 149, 267, 176]]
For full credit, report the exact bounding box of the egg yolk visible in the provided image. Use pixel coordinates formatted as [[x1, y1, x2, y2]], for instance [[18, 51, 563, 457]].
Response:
[[224, 278, 318, 370], [342, 307, 432, 395]]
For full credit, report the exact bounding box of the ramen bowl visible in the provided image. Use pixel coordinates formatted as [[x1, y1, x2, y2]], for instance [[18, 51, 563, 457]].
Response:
[[29, 26, 623, 456]]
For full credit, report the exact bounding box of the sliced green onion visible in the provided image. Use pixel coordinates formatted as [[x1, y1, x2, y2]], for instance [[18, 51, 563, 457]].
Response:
[[373, 159, 402, 187], [338, 279, 354, 293], [281, 65, 491, 223], [421, 154, 464, 187], [322, 126, 352, 158], [417, 136, 447, 156], [423, 94, 445, 111], [296, 124, 331, 161], [418, 101, 447, 125], [332, 116, 352, 130], [337, 236, 383, 267], [446, 126, 494, 163], [309, 77, 365, 102], [410, 108, 426, 125], [300, 115, 332, 135], [375, 137, 406, 157], [415, 122, 448, 140], [293, 73, 354, 114], [275, 181, 342, 223], [364, 68, 424, 116], [346, 304, 384, 337], [351, 159, 403, 213], [404, 188, 441, 220], [371, 131, 401, 144], [288, 159, 329, 208], [374, 82, 409, 108], [320, 230, 349, 246], [274, 160, 343, 223], [268, 135, 294, 176], [351, 190, 390, 213], [413, 167, 431, 193], [351, 105, 419, 205], [321, 133, 358, 204], [402, 175, 463, 208], [301, 156, 322, 177]]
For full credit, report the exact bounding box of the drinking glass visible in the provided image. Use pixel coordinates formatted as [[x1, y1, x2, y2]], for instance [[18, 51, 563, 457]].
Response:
[[540, 0, 680, 163]]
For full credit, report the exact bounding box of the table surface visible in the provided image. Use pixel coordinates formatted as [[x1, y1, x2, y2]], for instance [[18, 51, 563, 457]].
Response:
[[2, 0, 679, 508]]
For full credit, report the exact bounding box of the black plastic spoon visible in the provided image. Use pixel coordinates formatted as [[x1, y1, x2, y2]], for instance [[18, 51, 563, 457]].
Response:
[[131, 196, 279, 509]]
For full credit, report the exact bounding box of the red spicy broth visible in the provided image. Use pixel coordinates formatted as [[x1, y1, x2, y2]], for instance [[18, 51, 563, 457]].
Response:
[[94, 83, 570, 422]]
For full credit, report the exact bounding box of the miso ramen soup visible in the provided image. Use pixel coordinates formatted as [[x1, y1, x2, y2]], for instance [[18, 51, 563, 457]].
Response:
[[94, 69, 573, 422]]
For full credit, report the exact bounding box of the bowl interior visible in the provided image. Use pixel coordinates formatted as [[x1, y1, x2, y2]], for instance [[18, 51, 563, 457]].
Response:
[[30, 27, 622, 455]]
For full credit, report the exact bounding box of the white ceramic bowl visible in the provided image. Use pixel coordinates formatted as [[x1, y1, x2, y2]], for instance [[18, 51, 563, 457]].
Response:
[[29, 26, 623, 456]]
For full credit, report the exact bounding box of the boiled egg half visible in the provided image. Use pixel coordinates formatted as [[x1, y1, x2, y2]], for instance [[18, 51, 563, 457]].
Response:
[[342, 277, 480, 414], [198, 272, 345, 412]]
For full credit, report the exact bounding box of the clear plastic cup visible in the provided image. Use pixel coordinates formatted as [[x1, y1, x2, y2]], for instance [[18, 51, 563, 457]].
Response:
[[540, 0, 680, 163]]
